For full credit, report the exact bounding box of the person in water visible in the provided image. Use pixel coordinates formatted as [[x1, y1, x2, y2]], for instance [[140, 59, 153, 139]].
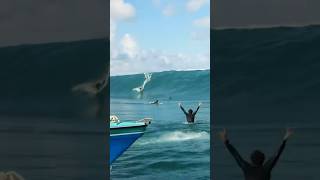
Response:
[[150, 99, 159, 105], [219, 128, 293, 180], [178, 102, 201, 123]]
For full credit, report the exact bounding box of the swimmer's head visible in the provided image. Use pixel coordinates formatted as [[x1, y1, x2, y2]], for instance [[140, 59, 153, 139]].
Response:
[[188, 109, 193, 114], [251, 150, 265, 166]]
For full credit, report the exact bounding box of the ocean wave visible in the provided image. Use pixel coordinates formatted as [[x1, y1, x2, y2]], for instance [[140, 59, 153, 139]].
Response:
[[0, 39, 108, 118], [213, 25, 320, 124], [110, 70, 210, 100]]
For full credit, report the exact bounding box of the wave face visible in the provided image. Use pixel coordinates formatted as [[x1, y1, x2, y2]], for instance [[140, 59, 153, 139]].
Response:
[[213, 25, 320, 124], [213, 26, 320, 180], [110, 70, 210, 100], [0, 39, 108, 119], [0, 40, 108, 180]]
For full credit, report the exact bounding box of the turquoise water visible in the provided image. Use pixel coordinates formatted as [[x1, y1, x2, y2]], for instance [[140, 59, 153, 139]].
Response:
[[110, 70, 210, 179]]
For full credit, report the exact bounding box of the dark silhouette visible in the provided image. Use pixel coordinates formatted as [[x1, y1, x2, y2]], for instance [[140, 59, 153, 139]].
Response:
[[179, 102, 201, 123], [150, 99, 159, 105], [95, 77, 107, 91], [71, 67, 109, 118], [219, 128, 293, 180]]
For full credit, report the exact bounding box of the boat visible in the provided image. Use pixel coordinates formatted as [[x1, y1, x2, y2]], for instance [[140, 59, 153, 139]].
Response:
[[110, 115, 151, 164]]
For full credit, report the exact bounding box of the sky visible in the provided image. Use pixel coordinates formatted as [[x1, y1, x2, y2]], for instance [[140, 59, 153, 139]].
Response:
[[0, 0, 108, 47], [110, 0, 210, 75], [213, 0, 320, 28]]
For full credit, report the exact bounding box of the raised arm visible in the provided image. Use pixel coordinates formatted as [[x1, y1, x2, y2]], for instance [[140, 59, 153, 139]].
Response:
[[225, 141, 250, 169], [264, 128, 293, 171], [219, 129, 250, 170], [179, 103, 188, 115], [193, 103, 201, 115]]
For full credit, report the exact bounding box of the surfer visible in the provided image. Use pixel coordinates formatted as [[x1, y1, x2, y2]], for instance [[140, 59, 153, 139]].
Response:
[[178, 102, 201, 123], [150, 99, 159, 105], [132, 73, 152, 93], [219, 128, 293, 180]]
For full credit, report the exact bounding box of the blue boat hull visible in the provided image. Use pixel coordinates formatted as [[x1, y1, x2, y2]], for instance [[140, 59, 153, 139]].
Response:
[[110, 132, 144, 164]]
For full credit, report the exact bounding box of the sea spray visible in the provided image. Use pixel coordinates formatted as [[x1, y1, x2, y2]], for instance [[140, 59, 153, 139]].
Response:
[[137, 131, 209, 145]]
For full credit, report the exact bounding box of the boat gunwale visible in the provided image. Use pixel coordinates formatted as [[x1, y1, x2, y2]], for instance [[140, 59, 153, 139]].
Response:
[[110, 131, 145, 137], [110, 124, 148, 129]]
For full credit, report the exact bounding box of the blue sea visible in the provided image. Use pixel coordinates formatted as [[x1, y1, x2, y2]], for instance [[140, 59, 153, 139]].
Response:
[[110, 70, 210, 180], [213, 25, 320, 180]]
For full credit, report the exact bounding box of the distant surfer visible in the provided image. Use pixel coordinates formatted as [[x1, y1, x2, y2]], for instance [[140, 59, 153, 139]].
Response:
[[219, 128, 293, 180], [150, 99, 159, 105], [132, 73, 152, 93], [178, 102, 201, 123]]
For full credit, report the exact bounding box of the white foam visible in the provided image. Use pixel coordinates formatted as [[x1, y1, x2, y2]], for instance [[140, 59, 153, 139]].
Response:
[[138, 131, 209, 145]]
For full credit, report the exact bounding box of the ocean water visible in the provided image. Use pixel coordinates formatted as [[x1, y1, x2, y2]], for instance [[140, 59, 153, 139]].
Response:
[[0, 39, 108, 180], [110, 70, 210, 180], [213, 26, 320, 180]]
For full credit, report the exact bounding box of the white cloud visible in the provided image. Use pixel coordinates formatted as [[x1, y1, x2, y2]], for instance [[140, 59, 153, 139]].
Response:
[[193, 16, 210, 28], [110, 0, 136, 59], [162, 4, 175, 16], [110, 0, 136, 41], [120, 33, 139, 58], [186, 0, 208, 12], [111, 49, 209, 75], [110, 0, 210, 76], [111, 0, 135, 21]]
